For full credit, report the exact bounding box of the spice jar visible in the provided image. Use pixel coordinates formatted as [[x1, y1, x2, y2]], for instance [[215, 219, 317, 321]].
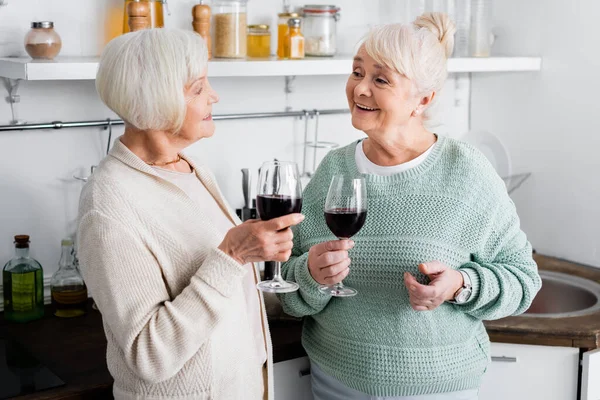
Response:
[[276, 12, 299, 59], [247, 24, 270, 58], [213, 0, 248, 58], [287, 18, 305, 60], [24, 21, 62, 60], [302, 5, 340, 57]]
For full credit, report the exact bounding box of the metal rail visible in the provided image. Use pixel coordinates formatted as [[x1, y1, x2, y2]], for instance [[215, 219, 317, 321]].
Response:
[[0, 108, 350, 132]]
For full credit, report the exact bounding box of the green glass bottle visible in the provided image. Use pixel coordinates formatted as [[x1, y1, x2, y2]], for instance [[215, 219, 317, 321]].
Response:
[[3, 235, 45, 323]]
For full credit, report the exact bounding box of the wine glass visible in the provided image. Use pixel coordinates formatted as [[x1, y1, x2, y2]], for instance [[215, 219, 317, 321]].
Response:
[[320, 175, 367, 297], [256, 160, 303, 293]]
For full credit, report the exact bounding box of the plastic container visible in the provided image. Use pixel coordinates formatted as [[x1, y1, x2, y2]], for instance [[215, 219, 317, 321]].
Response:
[[302, 5, 340, 57], [24, 21, 62, 60], [213, 0, 248, 58]]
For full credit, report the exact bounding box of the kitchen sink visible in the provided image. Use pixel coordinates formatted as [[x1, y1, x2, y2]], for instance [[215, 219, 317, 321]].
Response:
[[522, 270, 600, 318]]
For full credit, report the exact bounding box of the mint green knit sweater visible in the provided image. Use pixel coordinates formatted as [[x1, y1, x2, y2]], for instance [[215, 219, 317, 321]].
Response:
[[278, 135, 541, 397]]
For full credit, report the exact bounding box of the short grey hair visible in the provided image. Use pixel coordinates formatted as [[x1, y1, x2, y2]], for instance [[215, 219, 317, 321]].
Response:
[[363, 13, 456, 120], [96, 29, 209, 133]]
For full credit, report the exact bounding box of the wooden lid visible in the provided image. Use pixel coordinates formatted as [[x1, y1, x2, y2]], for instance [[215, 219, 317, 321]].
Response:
[[127, 1, 150, 17], [192, 3, 211, 19]]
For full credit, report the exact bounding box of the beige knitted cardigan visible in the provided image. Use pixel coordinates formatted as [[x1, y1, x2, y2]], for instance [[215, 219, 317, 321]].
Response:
[[77, 139, 273, 400]]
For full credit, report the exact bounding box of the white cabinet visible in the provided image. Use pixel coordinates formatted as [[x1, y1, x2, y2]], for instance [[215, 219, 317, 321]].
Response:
[[273, 356, 313, 400], [581, 348, 600, 400], [479, 343, 579, 400]]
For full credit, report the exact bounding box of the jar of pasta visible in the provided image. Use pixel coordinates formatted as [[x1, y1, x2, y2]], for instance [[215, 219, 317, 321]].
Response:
[[213, 0, 248, 58], [247, 24, 270, 58]]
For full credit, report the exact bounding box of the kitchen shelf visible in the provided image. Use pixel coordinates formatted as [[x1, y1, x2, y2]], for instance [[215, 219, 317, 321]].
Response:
[[0, 55, 542, 81]]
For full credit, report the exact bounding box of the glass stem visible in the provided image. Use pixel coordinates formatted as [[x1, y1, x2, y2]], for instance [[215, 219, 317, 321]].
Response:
[[272, 261, 283, 282]]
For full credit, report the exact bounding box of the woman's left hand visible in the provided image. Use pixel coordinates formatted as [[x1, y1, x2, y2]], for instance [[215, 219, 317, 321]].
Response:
[[403, 261, 464, 311]]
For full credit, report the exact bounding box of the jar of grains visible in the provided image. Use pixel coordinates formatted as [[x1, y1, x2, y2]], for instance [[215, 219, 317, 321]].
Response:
[[302, 5, 340, 57], [213, 0, 248, 58], [247, 24, 270, 58]]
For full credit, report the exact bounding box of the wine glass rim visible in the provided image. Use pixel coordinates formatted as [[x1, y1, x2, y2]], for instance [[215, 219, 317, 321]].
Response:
[[261, 160, 297, 166]]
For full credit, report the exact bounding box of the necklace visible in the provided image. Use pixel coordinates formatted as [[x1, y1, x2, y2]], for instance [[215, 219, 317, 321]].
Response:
[[146, 154, 182, 167]]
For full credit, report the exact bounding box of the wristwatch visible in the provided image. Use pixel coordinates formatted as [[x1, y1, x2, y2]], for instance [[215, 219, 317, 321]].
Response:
[[448, 270, 473, 304]]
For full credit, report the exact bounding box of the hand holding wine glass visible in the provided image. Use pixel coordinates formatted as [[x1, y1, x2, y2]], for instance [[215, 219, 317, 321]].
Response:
[[319, 175, 367, 297], [218, 214, 303, 265], [307, 239, 355, 286]]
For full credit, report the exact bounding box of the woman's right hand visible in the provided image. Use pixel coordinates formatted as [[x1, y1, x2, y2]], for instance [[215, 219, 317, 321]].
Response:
[[218, 214, 304, 265], [307, 240, 355, 285]]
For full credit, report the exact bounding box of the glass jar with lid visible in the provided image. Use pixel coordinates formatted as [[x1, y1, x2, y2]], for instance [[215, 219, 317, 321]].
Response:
[[276, 12, 299, 59], [24, 21, 62, 60], [247, 24, 271, 58], [302, 5, 340, 57], [213, 0, 248, 58]]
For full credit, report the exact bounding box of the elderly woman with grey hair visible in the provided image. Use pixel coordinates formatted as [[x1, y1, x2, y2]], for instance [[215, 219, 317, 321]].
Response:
[[279, 13, 541, 400], [77, 29, 302, 400]]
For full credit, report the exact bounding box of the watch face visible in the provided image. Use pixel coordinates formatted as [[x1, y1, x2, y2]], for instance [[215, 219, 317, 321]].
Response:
[[456, 289, 472, 304]]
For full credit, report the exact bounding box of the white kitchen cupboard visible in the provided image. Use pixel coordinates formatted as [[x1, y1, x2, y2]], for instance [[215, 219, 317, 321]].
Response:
[[479, 342, 580, 400], [581, 348, 600, 400], [273, 356, 313, 400]]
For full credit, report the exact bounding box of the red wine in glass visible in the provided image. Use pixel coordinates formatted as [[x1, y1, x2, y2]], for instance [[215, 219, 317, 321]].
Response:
[[320, 175, 367, 297], [324, 208, 367, 239], [257, 195, 303, 220], [256, 161, 303, 294]]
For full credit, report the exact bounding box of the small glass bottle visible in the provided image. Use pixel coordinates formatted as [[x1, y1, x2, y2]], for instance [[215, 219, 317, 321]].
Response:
[[50, 238, 88, 318], [2, 235, 45, 323], [276, 12, 299, 59], [24, 21, 62, 60], [247, 24, 271, 58], [287, 18, 305, 60]]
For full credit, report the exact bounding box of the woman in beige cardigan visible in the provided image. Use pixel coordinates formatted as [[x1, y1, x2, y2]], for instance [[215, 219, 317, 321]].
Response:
[[77, 29, 302, 400]]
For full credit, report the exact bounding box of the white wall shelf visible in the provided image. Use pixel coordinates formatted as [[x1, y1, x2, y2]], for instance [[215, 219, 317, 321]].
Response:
[[0, 55, 542, 81]]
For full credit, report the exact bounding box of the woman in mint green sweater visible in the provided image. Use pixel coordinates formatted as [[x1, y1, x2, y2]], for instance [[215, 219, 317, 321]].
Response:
[[278, 13, 541, 400]]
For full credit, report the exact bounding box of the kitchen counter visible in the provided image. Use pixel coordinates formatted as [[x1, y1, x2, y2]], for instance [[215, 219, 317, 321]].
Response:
[[484, 253, 600, 350], [2, 254, 599, 399], [0, 301, 305, 400]]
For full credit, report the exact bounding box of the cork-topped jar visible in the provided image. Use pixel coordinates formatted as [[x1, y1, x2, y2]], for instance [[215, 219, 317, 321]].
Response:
[[24, 21, 62, 60]]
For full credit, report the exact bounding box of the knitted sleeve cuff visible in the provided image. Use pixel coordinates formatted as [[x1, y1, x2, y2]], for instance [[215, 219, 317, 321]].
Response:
[[293, 253, 331, 301]]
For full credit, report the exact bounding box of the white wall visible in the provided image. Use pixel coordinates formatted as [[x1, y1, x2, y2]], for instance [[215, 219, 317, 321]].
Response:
[[0, 0, 469, 278], [470, 0, 600, 267]]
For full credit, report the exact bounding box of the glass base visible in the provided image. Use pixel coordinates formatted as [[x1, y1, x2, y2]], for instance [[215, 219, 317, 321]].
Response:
[[318, 284, 357, 297], [257, 279, 299, 293]]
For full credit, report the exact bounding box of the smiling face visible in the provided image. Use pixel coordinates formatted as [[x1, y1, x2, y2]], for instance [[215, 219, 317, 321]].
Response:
[[346, 45, 430, 141], [178, 73, 220, 141]]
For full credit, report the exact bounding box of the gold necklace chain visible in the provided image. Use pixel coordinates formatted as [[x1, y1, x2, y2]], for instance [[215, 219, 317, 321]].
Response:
[[146, 154, 182, 167]]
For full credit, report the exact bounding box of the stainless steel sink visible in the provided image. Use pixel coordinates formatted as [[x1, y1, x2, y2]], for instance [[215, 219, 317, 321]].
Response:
[[522, 270, 600, 318]]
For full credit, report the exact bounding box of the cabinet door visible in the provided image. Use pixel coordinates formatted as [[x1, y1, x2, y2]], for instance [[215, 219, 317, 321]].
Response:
[[581, 348, 600, 400], [273, 356, 313, 400], [479, 343, 579, 400]]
